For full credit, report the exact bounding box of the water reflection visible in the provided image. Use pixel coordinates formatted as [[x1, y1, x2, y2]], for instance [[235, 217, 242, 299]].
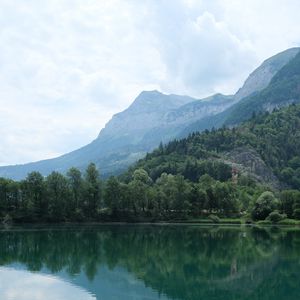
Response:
[[0, 267, 95, 300], [0, 225, 300, 300]]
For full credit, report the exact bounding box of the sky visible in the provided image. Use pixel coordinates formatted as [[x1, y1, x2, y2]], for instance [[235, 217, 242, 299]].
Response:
[[0, 0, 300, 165]]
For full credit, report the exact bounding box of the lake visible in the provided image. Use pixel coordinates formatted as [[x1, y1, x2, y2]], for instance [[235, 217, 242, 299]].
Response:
[[0, 224, 300, 300]]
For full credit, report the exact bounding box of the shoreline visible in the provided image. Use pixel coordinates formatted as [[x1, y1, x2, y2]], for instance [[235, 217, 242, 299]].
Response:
[[1, 220, 300, 230]]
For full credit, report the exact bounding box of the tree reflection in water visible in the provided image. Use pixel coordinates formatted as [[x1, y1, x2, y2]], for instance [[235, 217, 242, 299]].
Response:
[[0, 225, 300, 300]]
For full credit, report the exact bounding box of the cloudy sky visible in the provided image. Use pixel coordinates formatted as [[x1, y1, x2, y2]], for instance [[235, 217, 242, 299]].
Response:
[[0, 0, 300, 165]]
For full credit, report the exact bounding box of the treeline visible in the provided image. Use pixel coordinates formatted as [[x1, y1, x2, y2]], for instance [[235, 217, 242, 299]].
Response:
[[0, 162, 300, 223], [0, 164, 102, 222], [0, 162, 241, 222], [1, 104, 300, 223]]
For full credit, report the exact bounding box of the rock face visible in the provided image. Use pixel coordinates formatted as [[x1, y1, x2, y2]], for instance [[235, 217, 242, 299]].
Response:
[[182, 47, 300, 134], [222, 147, 281, 189], [98, 90, 194, 145], [234, 47, 300, 101], [165, 94, 235, 126], [0, 47, 299, 180]]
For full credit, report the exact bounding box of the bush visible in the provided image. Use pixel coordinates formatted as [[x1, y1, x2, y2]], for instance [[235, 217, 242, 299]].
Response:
[[219, 218, 242, 224], [278, 219, 300, 225], [256, 220, 272, 225], [251, 191, 279, 220], [208, 214, 220, 223], [293, 208, 300, 220], [267, 211, 286, 223]]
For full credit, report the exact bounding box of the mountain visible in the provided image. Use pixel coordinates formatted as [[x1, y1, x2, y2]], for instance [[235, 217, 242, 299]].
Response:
[[0, 47, 299, 180], [125, 103, 300, 190], [2, 103, 300, 224], [234, 47, 300, 101], [182, 47, 300, 135]]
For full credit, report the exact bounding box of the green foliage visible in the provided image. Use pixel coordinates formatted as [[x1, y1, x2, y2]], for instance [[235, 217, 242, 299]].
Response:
[[124, 103, 300, 191], [267, 211, 287, 223], [256, 220, 272, 225], [251, 191, 279, 221], [278, 218, 300, 225], [293, 209, 300, 220], [46, 172, 71, 221], [208, 214, 220, 223], [104, 176, 122, 215], [84, 163, 102, 218], [1, 104, 300, 223], [280, 190, 300, 218]]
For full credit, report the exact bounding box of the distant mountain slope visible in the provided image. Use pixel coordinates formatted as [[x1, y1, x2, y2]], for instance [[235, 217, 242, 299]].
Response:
[[234, 47, 300, 101], [126, 104, 300, 189], [181, 47, 300, 135], [0, 91, 234, 179], [0, 47, 298, 180]]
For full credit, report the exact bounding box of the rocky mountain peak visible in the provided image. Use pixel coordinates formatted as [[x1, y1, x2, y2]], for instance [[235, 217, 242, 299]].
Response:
[[126, 90, 194, 114], [234, 47, 300, 101]]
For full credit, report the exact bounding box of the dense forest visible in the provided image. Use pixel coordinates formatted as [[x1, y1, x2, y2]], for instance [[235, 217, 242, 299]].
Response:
[[0, 104, 300, 224]]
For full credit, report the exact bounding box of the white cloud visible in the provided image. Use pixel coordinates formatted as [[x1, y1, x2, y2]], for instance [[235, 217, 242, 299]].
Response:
[[0, 0, 299, 165]]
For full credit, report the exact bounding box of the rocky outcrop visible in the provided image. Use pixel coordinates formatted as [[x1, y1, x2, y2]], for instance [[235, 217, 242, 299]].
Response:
[[221, 147, 281, 189], [165, 94, 234, 126], [234, 47, 300, 101]]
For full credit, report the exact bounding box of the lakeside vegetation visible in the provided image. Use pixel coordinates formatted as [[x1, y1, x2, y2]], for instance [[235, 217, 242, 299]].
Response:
[[0, 104, 300, 224]]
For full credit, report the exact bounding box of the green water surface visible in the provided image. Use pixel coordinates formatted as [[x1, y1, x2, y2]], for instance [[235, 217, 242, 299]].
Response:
[[0, 224, 300, 299]]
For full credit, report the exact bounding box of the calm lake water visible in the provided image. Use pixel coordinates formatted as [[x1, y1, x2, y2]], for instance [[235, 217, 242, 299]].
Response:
[[0, 224, 300, 300]]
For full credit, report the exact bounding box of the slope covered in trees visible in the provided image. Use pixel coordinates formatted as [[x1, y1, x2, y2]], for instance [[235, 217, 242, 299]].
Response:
[[125, 104, 300, 190], [0, 104, 300, 223]]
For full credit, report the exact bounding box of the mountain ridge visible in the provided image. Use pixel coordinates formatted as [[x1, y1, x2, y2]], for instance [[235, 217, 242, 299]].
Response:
[[0, 47, 299, 180]]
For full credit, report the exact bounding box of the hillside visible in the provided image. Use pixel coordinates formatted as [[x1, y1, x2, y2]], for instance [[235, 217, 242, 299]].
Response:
[[183, 47, 300, 135], [1, 103, 300, 224], [0, 47, 299, 180], [125, 103, 300, 190]]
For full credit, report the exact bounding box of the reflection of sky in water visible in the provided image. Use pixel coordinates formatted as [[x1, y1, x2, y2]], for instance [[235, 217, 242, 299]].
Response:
[[66, 265, 170, 300], [1, 265, 169, 300], [0, 267, 96, 300]]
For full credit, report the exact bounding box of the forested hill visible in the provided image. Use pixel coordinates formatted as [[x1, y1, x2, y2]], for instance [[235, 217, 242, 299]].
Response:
[[124, 103, 300, 190], [1, 104, 300, 223]]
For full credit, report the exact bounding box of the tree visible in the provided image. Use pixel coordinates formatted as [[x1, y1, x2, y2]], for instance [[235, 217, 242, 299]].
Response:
[[280, 190, 298, 218], [251, 191, 279, 220], [104, 176, 122, 215], [67, 167, 84, 217], [189, 184, 207, 216], [84, 163, 102, 218], [132, 169, 152, 184], [0, 178, 18, 218], [22, 172, 46, 220], [129, 169, 151, 214], [46, 172, 71, 221], [292, 191, 300, 219], [215, 182, 238, 216]]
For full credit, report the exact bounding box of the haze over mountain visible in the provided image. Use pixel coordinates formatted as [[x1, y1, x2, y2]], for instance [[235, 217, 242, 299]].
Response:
[[0, 47, 299, 180]]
